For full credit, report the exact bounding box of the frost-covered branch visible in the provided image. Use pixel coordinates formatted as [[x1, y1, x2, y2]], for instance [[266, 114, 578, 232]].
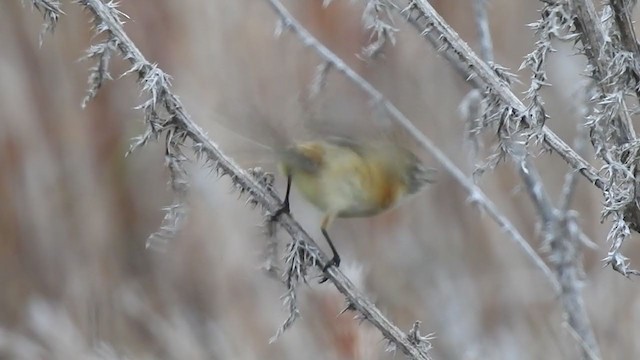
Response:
[[28, 0, 63, 46], [566, 0, 640, 276], [398, 0, 603, 190], [397, 0, 639, 277], [466, 1, 600, 356]]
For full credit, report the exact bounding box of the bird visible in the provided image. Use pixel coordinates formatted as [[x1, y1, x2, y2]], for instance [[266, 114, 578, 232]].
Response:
[[271, 136, 436, 271]]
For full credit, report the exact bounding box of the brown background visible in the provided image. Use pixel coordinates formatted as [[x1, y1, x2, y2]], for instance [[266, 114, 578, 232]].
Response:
[[0, 1, 638, 359]]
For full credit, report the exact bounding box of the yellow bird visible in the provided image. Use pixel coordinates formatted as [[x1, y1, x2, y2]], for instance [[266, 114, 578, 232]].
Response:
[[272, 137, 436, 270]]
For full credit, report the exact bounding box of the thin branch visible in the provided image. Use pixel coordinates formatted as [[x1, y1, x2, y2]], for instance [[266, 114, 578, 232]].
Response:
[[567, 0, 640, 276], [559, 123, 589, 214], [468, 1, 600, 356], [29, 0, 64, 46], [550, 126, 601, 358], [610, 0, 640, 58], [469, 0, 555, 225], [469, 0, 553, 229], [549, 124, 601, 360], [512, 140, 601, 360], [472, 0, 494, 63], [264, 0, 561, 293], [401, 0, 640, 277], [569, 0, 606, 63], [459, 0, 493, 165], [66, 1, 433, 359], [397, 0, 603, 190], [519, 158, 555, 223], [569, 0, 636, 142], [608, 0, 640, 143], [360, 0, 398, 59], [548, 211, 601, 360]]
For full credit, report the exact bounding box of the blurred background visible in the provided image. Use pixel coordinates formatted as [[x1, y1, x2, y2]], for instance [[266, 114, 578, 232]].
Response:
[[1, 0, 639, 359]]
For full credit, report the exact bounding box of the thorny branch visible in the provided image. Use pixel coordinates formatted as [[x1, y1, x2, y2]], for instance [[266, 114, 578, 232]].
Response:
[[399, 0, 628, 282], [399, 0, 640, 276], [398, 0, 604, 190], [570, 0, 636, 149], [610, 0, 640, 58], [360, 0, 398, 59], [468, 1, 600, 357], [264, 0, 561, 294], [30, 0, 433, 359], [566, 0, 640, 276], [28, 0, 63, 45]]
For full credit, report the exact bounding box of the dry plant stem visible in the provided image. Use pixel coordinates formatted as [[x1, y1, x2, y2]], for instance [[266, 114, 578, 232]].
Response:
[[466, 0, 555, 224], [69, 1, 433, 359], [565, 0, 640, 276], [610, 0, 640, 57], [399, 0, 604, 190], [404, 0, 639, 276], [550, 214, 601, 360], [30, 0, 63, 45], [569, 0, 605, 58], [518, 135, 599, 360], [469, 1, 599, 356], [517, 130, 601, 359], [518, 85, 601, 360], [610, 0, 640, 110], [265, 0, 561, 293], [552, 162, 601, 360], [472, 0, 493, 63], [569, 0, 636, 141]]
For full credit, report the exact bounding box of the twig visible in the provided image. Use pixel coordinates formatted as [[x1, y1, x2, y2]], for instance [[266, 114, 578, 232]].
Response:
[[570, 0, 636, 142], [360, 0, 398, 59], [564, 322, 602, 360], [401, 0, 640, 277], [610, 0, 640, 58], [459, 0, 493, 165], [565, 0, 640, 276], [548, 209, 601, 360], [468, 0, 555, 225], [28, 0, 63, 45], [54, 1, 435, 359], [472, 0, 493, 63], [559, 123, 589, 214], [468, 1, 600, 357], [397, 0, 603, 190], [264, 0, 561, 293]]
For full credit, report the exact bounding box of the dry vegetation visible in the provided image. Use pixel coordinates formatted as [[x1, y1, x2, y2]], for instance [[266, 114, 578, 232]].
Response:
[[2, 0, 640, 359]]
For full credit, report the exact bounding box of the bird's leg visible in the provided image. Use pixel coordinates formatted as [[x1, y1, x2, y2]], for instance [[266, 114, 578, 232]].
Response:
[[270, 174, 292, 221], [318, 213, 340, 284], [319, 217, 340, 284], [321, 228, 341, 270]]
